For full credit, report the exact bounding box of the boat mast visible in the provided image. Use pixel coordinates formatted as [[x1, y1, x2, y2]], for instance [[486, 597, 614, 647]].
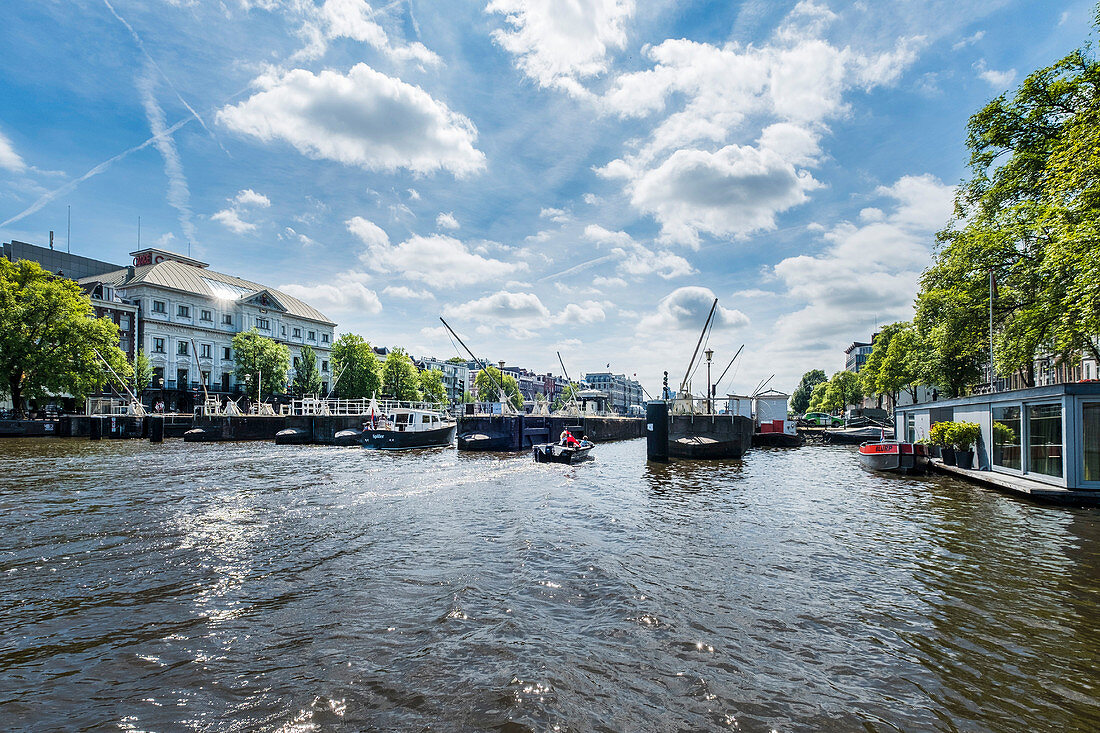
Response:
[[438, 317, 518, 411], [556, 351, 582, 413], [713, 344, 744, 395], [680, 297, 718, 394]]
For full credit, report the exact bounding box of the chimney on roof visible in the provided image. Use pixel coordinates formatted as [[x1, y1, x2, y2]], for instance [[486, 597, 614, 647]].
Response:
[[49, 231, 54, 250], [125, 265, 135, 283]]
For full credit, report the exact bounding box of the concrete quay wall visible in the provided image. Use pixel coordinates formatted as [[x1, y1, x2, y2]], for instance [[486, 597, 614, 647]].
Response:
[[668, 413, 754, 450], [457, 414, 645, 451], [188, 415, 368, 442]]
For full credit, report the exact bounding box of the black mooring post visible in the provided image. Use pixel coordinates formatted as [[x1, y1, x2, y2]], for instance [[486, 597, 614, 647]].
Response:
[[150, 415, 164, 443], [646, 400, 669, 463]]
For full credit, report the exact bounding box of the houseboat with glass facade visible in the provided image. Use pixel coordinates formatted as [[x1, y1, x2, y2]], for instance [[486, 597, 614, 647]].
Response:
[[894, 383, 1100, 501]]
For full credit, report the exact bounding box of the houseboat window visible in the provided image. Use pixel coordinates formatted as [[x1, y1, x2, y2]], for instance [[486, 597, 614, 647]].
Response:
[[1085, 402, 1100, 482], [906, 414, 915, 443], [992, 405, 1022, 471], [1027, 404, 1063, 478]]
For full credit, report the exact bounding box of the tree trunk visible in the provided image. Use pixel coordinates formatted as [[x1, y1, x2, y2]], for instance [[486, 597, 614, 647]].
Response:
[[1084, 338, 1100, 366], [8, 374, 24, 419], [1025, 361, 1035, 388]]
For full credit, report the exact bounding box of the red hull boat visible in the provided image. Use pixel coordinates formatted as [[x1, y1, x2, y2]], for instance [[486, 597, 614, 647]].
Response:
[[858, 441, 931, 474]]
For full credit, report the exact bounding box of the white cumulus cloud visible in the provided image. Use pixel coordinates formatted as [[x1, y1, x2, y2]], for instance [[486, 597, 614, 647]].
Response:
[[487, 0, 635, 95], [436, 212, 459, 230], [279, 271, 382, 315], [0, 128, 27, 173], [638, 286, 750, 333], [218, 64, 486, 177]]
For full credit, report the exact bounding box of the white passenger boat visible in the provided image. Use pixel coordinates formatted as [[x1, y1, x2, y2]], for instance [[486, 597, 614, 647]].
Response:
[[356, 399, 456, 450]]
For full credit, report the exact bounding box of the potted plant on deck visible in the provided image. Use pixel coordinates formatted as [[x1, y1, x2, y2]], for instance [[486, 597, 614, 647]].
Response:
[[930, 421, 955, 465], [951, 422, 982, 470]]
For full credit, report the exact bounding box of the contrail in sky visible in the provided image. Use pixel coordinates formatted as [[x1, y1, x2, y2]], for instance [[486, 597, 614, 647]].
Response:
[[538, 254, 618, 282], [0, 118, 192, 228], [139, 62, 195, 243], [102, 0, 224, 152]]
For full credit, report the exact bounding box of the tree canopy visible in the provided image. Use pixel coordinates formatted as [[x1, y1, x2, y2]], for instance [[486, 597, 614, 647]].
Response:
[[790, 369, 826, 414], [331, 333, 381, 399], [551, 382, 581, 411], [418, 367, 447, 403], [232, 329, 290, 399], [916, 34, 1100, 395], [0, 258, 131, 417], [859, 323, 930, 407], [291, 345, 323, 396], [133, 349, 152, 396], [381, 348, 421, 401], [474, 366, 524, 408], [808, 370, 863, 413]]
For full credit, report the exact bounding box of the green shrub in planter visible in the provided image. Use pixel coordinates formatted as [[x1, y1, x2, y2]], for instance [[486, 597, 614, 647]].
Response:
[[928, 421, 953, 447], [951, 422, 981, 451]]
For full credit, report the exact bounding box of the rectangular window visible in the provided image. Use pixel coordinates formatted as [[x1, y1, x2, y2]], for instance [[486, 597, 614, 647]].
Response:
[[153, 337, 165, 353], [120, 315, 130, 331], [322, 333, 329, 343], [293, 328, 301, 338], [222, 314, 233, 325], [152, 300, 166, 314], [177, 341, 189, 356], [992, 405, 1022, 471], [281, 325, 286, 336], [201, 344, 212, 359], [177, 305, 190, 317], [322, 360, 329, 372], [223, 347, 231, 360], [1085, 402, 1100, 482], [308, 331, 315, 341], [200, 309, 212, 321], [257, 318, 270, 330], [1028, 403, 1063, 478]]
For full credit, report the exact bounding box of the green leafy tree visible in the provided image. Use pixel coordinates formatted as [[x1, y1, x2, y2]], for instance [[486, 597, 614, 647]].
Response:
[[0, 258, 131, 417], [291, 345, 323, 396], [418, 367, 447, 403], [133, 348, 152, 396], [551, 382, 581, 411], [807, 381, 830, 413], [917, 31, 1100, 395], [331, 333, 381, 399], [446, 356, 466, 364], [461, 389, 475, 404], [381, 348, 421, 401], [860, 323, 930, 407], [474, 366, 524, 408], [825, 370, 863, 412], [232, 329, 290, 399], [790, 369, 827, 414]]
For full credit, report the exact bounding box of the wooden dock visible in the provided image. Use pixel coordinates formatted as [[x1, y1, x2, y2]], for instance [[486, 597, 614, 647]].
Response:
[[930, 460, 1100, 506]]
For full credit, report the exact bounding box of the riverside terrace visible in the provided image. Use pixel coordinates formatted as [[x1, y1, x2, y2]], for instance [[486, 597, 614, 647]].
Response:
[[895, 383, 1100, 504]]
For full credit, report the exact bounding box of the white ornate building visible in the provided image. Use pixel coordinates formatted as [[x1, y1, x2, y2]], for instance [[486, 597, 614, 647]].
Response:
[[79, 247, 335, 410]]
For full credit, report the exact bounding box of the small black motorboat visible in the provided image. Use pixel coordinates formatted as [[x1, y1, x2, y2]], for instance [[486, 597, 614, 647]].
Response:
[[533, 439, 594, 464]]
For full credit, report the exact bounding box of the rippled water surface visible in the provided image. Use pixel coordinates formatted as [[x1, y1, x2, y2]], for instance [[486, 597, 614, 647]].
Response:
[[1, 438, 1098, 731]]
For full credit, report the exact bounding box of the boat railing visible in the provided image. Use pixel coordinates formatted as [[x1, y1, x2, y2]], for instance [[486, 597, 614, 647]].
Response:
[[283, 397, 449, 417], [669, 394, 751, 416]]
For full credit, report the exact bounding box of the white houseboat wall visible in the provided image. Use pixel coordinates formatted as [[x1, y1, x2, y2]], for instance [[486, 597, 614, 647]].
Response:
[[895, 382, 1100, 492]]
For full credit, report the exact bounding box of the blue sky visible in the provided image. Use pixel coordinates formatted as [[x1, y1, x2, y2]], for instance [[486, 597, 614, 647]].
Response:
[[0, 0, 1092, 395]]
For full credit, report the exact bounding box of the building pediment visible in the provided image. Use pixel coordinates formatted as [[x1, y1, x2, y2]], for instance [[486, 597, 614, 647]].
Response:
[[239, 289, 288, 312]]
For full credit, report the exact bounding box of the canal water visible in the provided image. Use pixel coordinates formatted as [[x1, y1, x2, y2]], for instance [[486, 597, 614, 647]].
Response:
[[1, 438, 1097, 731]]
